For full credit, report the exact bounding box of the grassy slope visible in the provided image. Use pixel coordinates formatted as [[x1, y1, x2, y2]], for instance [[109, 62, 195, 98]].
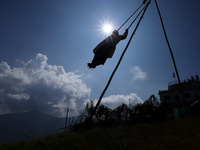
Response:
[[1, 117, 200, 150]]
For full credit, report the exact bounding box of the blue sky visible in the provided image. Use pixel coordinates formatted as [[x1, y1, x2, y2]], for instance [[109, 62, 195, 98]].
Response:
[[0, 0, 200, 117]]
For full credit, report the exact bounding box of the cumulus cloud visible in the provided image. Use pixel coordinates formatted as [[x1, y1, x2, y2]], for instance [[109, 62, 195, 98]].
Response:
[[0, 53, 91, 117], [84, 93, 143, 110], [130, 66, 147, 81], [7, 93, 30, 101]]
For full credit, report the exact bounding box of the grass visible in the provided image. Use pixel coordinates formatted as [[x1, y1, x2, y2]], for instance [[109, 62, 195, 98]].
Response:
[[1, 117, 200, 150]]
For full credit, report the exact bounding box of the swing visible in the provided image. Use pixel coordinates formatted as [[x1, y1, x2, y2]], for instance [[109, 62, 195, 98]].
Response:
[[89, 0, 151, 122], [87, 0, 148, 69]]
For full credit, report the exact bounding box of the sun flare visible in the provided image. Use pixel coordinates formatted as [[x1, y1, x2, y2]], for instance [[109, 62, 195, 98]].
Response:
[[103, 24, 113, 34], [99, 19, 116, 37]]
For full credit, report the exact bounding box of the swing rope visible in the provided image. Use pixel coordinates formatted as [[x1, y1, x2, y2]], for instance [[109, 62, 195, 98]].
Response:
[[127, 2, 148, 30], [90, 0, 151, 122], [117, 0, 147, 31]]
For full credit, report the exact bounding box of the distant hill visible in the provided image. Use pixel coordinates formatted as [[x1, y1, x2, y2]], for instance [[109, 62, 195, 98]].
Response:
[[0, 110, 69, 145]]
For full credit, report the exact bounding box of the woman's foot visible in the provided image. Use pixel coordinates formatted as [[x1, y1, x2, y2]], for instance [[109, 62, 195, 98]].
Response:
[[87, 63, 96, 69]]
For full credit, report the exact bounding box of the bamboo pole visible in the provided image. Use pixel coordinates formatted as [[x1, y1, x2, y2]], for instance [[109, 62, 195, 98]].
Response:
[[154, 0, 188, 114], [65, 108, 69, 131]]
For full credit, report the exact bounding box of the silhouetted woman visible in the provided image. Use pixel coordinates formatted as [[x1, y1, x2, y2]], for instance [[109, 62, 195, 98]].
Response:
[[88, 29, 128, 69]]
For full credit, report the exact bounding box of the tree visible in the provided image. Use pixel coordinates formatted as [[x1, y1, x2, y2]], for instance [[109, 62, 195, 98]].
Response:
[[79, 100, 113, 122], [133, 94, 173, 122], [113, 103, 131, 122], [95, 104, 113, 121]]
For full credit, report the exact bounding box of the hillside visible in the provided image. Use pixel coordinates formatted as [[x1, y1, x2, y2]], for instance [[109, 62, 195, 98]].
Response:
[[1, 117, 200, 150], [0, 110, 66, 145]]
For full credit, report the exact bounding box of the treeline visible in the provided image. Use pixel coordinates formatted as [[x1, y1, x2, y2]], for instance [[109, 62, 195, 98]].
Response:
[[76, 95, 172, 128]]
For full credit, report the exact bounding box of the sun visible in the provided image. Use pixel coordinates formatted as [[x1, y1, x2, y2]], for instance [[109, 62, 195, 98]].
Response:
[[103, 24, 113, 34], [98, 18, 116, 37]]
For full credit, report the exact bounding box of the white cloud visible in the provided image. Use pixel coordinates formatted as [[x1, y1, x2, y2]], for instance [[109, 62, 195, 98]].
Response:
[[0, 62, 10, 75], [7, 93, 30, 101], [101, 93, 143, 109], [0, 53, 91, 117], [130, 66, 147, 81], [84, 93, 143, 110], [0, 55, 147, 117]]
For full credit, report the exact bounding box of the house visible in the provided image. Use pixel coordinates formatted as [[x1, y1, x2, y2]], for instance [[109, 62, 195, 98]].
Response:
[[158, 75, 200, 108]]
